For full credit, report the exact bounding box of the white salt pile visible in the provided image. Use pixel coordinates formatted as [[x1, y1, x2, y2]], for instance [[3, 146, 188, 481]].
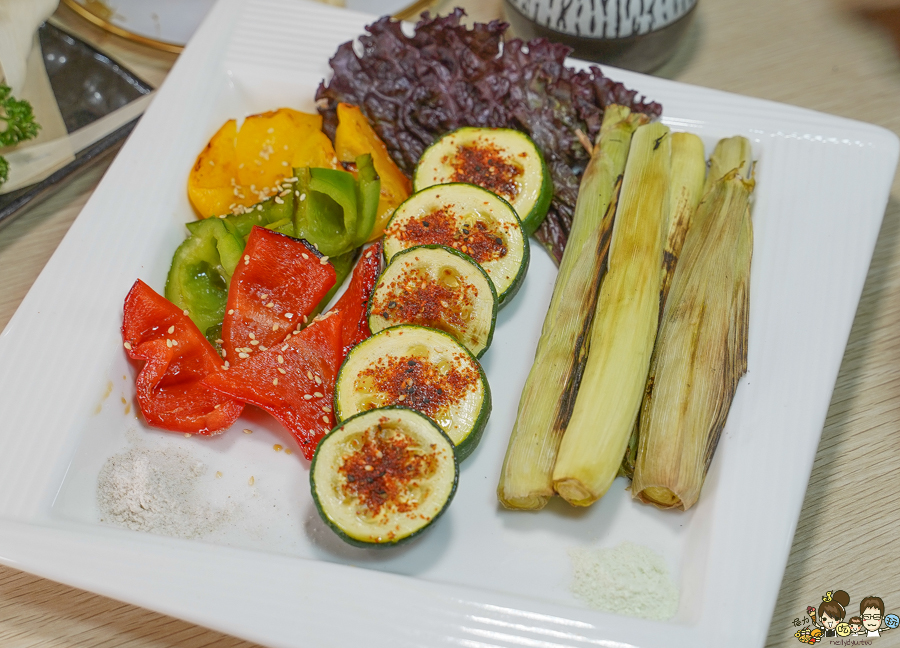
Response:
[[568, 541, 679, 620], [97, 445, 234, 538]]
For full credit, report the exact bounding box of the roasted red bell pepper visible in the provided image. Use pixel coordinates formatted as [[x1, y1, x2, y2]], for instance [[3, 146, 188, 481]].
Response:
[[327, 241, 383, 360], [122, 279, 244, 434], [203, 312, 344, 458], [222, 226, 336, 366]]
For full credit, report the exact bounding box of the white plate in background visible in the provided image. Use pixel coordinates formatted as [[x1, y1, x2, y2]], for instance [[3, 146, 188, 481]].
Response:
[[0, 0, 896, 647], [62, 0, 433, 51]]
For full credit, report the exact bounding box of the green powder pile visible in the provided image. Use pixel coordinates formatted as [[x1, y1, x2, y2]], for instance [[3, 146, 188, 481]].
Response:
[[568, 541, 679, 620]]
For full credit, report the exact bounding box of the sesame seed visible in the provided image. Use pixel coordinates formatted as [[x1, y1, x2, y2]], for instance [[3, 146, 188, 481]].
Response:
[[250, 340, 260, 346], [398, 394, 406, 401], [266, 302, 274, 308], [313, 391, 323, 398], [314, 376, 322, 385], [285, 312, 294, 319], [365, 250, 372, 258], [259, 346, 267, 351], [272, 323, 280, 331], [299, 193, 306, 201], [321, 415, 330, 424], [278, 355, 284, 364], [243, 428, 253, 434], [275, 197, 284, 204], [281, 344, 289, 351], [215, 471, 222, 478], [167, 325, 175, 334], [278, 367, 286, 374], [307, 371, 314, 380], [364, 465, 373, 472], [171, 339, 178, 346], [320, 256, 330, 265], [224, 361, 230, 368], [260, 294, 268, 300], [183, 309, 190, 316], [248, 476, 255, 486], [239, 352, 250, 359], [123, 341, 132, 350], [166, 339, 173, 348], [302, 315, 308, 324], [228, 309, 235, 315], [249, 332, 256, 340], [185, 433, 192, 438], [322, 405, 332, 412], [273, 378, 279, 386], [222, 349, 227, 357], [375, 450, 383, 459], [244, 255, 250, 265], [303, 394, 313, 400]]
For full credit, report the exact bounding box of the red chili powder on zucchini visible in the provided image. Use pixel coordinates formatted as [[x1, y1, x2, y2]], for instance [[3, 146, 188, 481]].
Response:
[[356, 354, 478, 419], [371, 267, 476, 332], [338, 424, 438, 517], [444, 139, 521, 202], [391, 207, 508, 264]]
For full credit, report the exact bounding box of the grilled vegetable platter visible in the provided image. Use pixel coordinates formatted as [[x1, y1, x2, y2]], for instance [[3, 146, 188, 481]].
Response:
[[119, 9, 754, 548]]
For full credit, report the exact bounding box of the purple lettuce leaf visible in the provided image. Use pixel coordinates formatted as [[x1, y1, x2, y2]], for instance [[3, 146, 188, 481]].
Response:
[[316, 9, 661, 264]]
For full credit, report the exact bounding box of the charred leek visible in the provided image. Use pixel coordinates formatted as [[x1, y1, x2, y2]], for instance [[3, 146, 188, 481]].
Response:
[[631, 136, 754, 510], [621, 132, 706, 479], [552, 122, 672, 506], [496, 105, 647, 510], [660, 132, 707, 309]]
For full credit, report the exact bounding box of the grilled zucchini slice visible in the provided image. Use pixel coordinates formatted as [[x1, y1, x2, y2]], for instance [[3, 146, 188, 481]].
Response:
[[383, 183, 529, 305], [335, 325, 491, 460], [368, 245, 497, 358], [413, 127, 552, 236], [311, 407, 458, 547]]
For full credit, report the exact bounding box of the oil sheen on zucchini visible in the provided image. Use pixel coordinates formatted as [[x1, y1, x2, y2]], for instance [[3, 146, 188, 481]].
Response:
[[310, 407, 458, 547], [368, 245, 497, 358], [383, 183, 529, 305], [413, 127, 552, 236], [335, 325, 491, 460]]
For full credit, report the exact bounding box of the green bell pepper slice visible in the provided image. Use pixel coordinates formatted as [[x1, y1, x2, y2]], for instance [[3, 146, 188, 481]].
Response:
[[165, 217, 243, 339], [293, 159, 380, 257], [354, 153, 380, 247]]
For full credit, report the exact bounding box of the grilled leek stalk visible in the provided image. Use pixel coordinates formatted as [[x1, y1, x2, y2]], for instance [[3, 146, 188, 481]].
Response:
[[631, 136, 754, 511], [552, 122, 672, 506], [620, 132, 706, 479], [660, 132, 707, 309], [496, 105, 647, 510]]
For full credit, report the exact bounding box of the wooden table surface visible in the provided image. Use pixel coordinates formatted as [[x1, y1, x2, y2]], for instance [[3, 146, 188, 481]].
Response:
[[2, 1, 899, 646]]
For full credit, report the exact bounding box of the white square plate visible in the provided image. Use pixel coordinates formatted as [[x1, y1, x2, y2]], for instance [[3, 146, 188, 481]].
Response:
[[0, 1, 896, 646]]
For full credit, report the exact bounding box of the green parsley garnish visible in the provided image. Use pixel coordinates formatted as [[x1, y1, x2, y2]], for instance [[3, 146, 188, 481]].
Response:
[[0, 82, 41, 188]]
